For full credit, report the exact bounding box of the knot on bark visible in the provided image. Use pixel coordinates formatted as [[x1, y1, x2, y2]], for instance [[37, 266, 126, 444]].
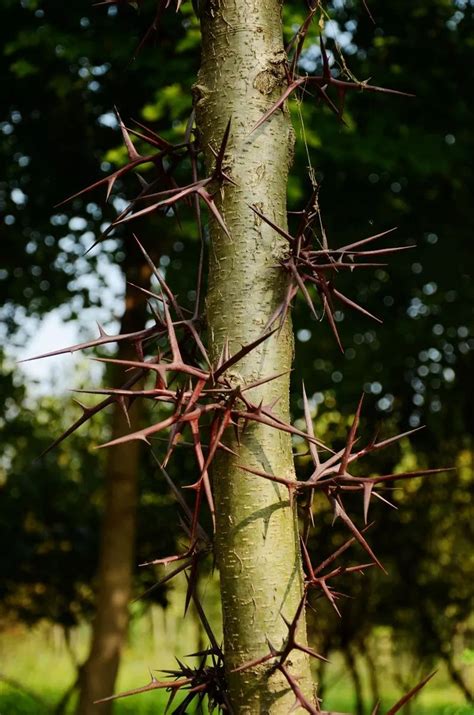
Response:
[[253, 61, 286, 96], [192, 82, 210, 109]]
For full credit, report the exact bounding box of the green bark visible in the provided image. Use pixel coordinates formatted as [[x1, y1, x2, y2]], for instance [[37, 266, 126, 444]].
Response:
[[195, 1, 314, 711]]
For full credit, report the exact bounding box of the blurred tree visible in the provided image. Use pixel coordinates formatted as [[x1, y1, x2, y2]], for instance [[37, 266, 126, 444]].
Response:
[[0, 355, 102, 629]]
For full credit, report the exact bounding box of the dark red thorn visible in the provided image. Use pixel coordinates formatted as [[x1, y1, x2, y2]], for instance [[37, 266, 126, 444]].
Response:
[[97, 403, 218, 450], [190, 419, 215, 533], [265, 403, 328, 447], [362, 0, 376, 23], [329, 76, 415, 99], [131, 118, 175, 151], [339, 394, 364, 476], [386, 671, 437, 714], [185, 574, 223, 656], [213, 328, 278, 381], [128, 1, 166, 62], [231, 652, 275, 674], [239, 464, 299, 493], [183, 553, 200, 616], [71, 398, 90, 414], [162, 300, 182, 364], [319, 579, 342, 617], [300, 539, 316, 582], [91, 355, 208, 381], [363, 482, 374, 524], [132, 234, 177, 310], [315, 82, 345, 121], [371, 490, 398, 512], [199, 407, 233, 481], [338, 245, 414, 258], [55, 151, 157, 208], [277, 662, 319, 715], [351, 426, 424, 462], [280, 596, 330, 665], [140, 543, 197, 568], [290, 263, 319, 319], [131, 558, 193, 604], [321, 289, 344, 353], [305, 260, 387, 270], [115, 106, 141, 161], [314, 523, 375, 576], [240, 371, 290, 393], [94, 675, 192, 705], [19, 324, 161, 363], [331, 287, 382, 324], [113, 181, 202, 226], [72, 387, 175, 400], [338, 86, 347, 116], [216, 338, 230, 371], [211, 118, 232, 179], [249, 204, 295, 244], [368, 467, 453, 485], [309, 445, 347, 483], [331, 497, 386, 573], [36, 367, 146, 460], [302, 382, 320, 468], [294, 641, 330, 663], [319, 34, 331, 81], [262, 284, 294, 332], [287, 5, 318, 78], [250, 77, 306, 133], [197, 187, 232, 238], [117, 395, 131, 429], [125, 124, 173, 152], [338, 227, 398, 253]]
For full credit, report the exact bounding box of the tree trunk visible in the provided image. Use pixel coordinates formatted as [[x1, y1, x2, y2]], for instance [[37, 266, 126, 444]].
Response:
[[361, 641, 381, 709], [195, 1, 314, 711], [442, 651, 473, 703], [76, 259, 150, 715], [344, 646, 364, 715]]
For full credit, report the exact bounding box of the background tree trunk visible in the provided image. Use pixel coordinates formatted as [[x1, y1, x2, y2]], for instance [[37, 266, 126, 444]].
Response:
[[344, 646, 364, 715], [76, 257, 150, 715], [196, 1, 314, 711], [442, 652, 472, 703]]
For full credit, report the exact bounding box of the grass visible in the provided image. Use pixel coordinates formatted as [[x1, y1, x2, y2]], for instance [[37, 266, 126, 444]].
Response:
[[0, 594, 472, 715]]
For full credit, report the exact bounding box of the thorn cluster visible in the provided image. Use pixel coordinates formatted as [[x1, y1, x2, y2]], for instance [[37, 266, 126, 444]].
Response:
[[57, 110, 233, 252], [252, 31, 413, 134], [251, 196, 413, 350]]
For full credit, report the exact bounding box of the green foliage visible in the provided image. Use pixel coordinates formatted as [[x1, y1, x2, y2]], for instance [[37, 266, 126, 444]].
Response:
[[0, 354, 185, 627]]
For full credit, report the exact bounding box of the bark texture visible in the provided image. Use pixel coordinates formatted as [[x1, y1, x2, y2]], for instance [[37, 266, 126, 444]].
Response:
[[76, 262, 149, 715], [196, 1, 314, 711]]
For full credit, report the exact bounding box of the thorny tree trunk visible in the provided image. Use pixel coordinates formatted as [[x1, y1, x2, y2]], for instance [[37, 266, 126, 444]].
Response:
[[76, 260, 150, 715], [195, 1, 314, 711]]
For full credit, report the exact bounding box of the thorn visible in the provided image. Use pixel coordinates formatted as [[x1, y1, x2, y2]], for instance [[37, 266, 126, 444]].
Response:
[[386, 671, 437, 714], [363, 482, 374, 524]]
